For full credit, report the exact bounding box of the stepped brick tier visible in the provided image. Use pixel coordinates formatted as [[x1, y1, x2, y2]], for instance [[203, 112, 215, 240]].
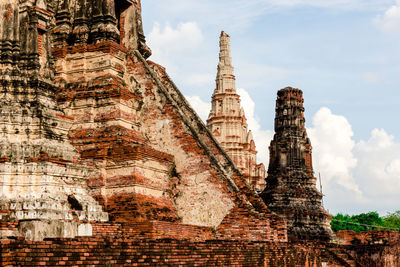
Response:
[[1, 0, 399, 266], [261, 87, 333, 241], [207, 31, 266, 192]]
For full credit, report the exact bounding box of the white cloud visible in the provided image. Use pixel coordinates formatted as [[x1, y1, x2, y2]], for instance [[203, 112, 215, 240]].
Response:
[[308, 107, 360, 195], [354, 129, 400, 197], [147, 22, 204, 76], [386, 159, 400, 176], [185, 95, 211, 122], [148, 22, 203, 53], [308, 108, 400, 214], [374, 1, 400, 33], [357, 128, 394, 150], [237, 88, 273, 166]]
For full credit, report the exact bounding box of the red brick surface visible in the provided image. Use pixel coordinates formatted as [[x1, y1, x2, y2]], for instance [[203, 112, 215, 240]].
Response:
[[336, 230, 400, 245], [3, 229, 398, 267]]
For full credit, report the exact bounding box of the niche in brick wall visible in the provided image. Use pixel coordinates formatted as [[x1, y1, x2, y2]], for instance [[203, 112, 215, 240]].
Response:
[[115, 0, 133, 43], [68, 195, 83, 211]]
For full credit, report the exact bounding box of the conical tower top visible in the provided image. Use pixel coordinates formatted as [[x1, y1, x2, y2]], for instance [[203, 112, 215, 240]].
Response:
[[219, 31, 233, 69], [216, 31, 235, 94]]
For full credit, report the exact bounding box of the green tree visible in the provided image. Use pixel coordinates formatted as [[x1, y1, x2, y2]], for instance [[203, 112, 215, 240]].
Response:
[[352, 212, 382, 231], [382, 211, 400, 230], [331, 212, 385, 232], [331, 213, 359, 232]]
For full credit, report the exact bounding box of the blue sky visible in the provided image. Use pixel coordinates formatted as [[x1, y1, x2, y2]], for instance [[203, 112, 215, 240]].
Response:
[[141, 0, 400, 215]]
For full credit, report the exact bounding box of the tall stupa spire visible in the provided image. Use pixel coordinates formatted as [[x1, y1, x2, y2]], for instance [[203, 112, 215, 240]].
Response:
[[216, 31, 235, 94], [260, 87, 333, 241], [207, 31, 266, 192]]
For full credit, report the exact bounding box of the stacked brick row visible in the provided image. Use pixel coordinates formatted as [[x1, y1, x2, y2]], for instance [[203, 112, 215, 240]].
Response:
[[0, 236, 364, 267]]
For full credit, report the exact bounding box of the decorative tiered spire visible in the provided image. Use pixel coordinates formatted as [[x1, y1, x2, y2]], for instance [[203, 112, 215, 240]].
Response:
[[216, 31, 235, 94], [260, 87, 333, 241], [207, 31, 266, 192]]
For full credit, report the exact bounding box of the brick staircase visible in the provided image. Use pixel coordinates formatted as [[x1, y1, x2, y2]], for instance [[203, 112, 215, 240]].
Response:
[[326, 247, 360, 267]]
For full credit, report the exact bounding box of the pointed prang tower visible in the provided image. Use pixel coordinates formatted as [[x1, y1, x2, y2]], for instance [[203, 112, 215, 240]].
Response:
[[207, 32, 266, 192], [260, 87, 333, 241]]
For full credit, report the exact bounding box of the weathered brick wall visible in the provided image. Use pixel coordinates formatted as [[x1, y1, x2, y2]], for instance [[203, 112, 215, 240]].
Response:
[[336, 230, 400, 245], [3, 223, 400, 266], [348, 242, 400, 266], [0, 0, 291, 245], [132, 55, 288, 241], [91, 222, 213, 241], [51, 33, 288, 242], [0, 234, 361, 267]]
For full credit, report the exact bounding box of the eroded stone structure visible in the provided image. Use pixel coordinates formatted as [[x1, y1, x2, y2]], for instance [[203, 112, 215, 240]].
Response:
[[260, 87, 333, 241], [0, 0, 285, 243], [207, 31, 266, 192]]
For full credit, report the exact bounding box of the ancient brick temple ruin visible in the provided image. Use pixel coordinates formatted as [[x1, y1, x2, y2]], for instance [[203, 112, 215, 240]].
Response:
[[260, 87, 333, 241], [207, 31, 266, 192], [0, 1, 400, 266], [0, 0, 286, 244]]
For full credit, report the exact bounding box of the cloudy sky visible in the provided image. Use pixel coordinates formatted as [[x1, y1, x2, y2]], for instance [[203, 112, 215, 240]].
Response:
[[141, 0, 400, 215]]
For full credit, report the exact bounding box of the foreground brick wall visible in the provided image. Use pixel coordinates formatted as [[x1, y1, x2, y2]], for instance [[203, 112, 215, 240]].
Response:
[[3, 232, 399, 267], [336, 230, 400, 245], [2, 222, 400, 266], [0, 236, 357, 266]]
